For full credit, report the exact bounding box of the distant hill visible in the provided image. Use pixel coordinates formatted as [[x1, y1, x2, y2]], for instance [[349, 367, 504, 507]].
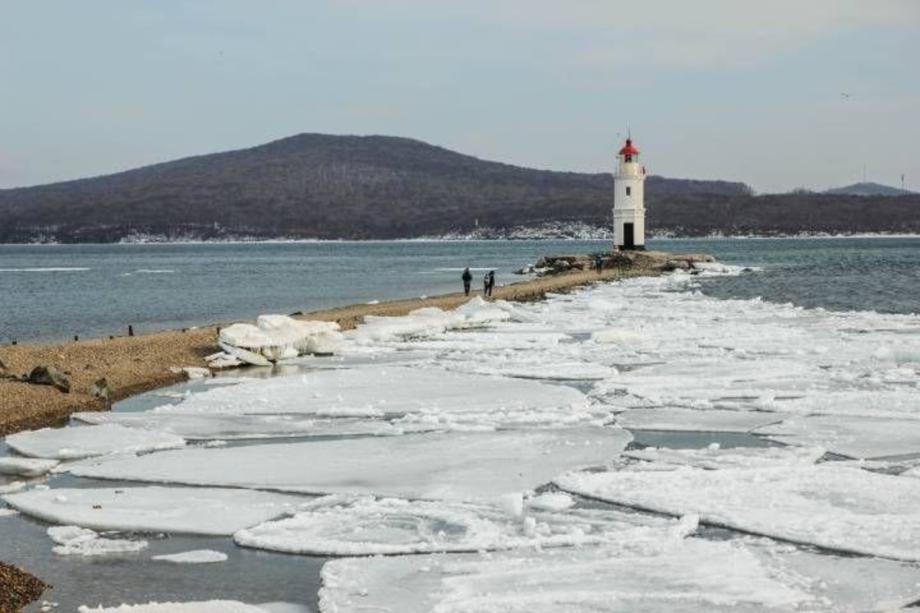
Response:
[[824, 182, 915, 197], [0, 134, 917, 242]]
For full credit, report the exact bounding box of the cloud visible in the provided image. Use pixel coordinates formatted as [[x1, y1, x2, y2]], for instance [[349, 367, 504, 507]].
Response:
[[337, 0, 919, 69]]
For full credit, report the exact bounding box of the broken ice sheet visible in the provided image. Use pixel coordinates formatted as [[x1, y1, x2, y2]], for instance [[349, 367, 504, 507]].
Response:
[[78, 602, 306, 613], [4, 424, 186, 460], [47, 525, 148, 557], [615, 407, 786, 433], [556, 463, 920, 561], [151, 366, 597, 429], [0, 457, 59, 477], [754, 414, 920, 460], [71, 427, 631, 502], [4, 486, 299, 535], [73, 412, 405, 440], [622, 445, 826, 471], [316, 535, 920, 613], [151, 550, 228, 564], [347, 297, 513, 344], [233, 494, 671, 556]]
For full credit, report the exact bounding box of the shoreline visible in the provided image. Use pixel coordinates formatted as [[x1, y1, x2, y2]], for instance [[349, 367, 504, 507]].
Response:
[[0, 251, 702, 438], [2, 233, 920, 247]]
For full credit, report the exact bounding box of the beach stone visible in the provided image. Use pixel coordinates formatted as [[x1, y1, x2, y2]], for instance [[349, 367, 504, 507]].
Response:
[[27, 365, 70, 393], [89, 378, 111, 405], [0, 561, 49, 611]]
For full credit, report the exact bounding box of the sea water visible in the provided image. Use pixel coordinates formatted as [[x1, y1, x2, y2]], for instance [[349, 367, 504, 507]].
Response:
[[1, 237, 917, 343], [1, 238, 919, 610]]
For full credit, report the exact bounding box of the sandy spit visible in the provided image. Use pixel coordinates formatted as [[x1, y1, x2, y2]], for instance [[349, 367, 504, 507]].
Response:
[[0, 253, 691, 437]]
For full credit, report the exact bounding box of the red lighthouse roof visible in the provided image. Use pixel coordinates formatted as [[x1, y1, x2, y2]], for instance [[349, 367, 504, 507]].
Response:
[[619, 138, 639, 156]]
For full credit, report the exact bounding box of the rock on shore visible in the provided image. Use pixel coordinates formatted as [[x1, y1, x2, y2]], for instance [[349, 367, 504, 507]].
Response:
[[534, 251, 715, 275], [0, 561, 49, 611]]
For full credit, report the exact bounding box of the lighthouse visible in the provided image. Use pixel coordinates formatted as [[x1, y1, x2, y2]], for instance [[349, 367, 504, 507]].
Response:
[[612, 137, 646, 250]]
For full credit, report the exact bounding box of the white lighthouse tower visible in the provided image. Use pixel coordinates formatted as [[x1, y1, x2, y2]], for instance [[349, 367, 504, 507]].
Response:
[[612, 137, 646, 250]]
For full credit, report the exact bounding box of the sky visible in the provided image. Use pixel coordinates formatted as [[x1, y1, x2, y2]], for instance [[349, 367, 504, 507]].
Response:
[[1, 1, 918, 193]]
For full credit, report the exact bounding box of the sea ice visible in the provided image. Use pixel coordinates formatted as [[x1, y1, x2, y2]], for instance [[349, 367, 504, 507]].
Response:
[[556, 463, 920, 561], [5, 486, 299, 535], [349, 298, 512, 344], [152, 550, 228, 564], [234, 494, 662, 556], [47, 525, 148, 557], [219, 315, 342, 363], [615, 408, 786, 433], [755, 415, 920, 459], [73, 412, 405, 440], [318, 538, 816, 612], [320, 532, 920, 612], [0, 457, 59, 477], [78, 602, 271, 613], [622, 445, 825, 470], [71, 427, 631, 502], [152, 366, 595, 429], [4, 424, 186, 460]]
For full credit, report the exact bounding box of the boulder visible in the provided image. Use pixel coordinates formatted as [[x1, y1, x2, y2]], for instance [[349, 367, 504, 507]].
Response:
[[27, 365, 70, 393], [89, 378, 111, 405]]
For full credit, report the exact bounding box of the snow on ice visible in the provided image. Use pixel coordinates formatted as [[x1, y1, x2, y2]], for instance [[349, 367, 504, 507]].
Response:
[[234, 494, 667, 556], [621, 445, 826, 470], [152, 550, 228, 564], [47, 525, 148, 557], [556, 462, 920, 561], [348, 297, 512, 344], [71, 427, 630, 502], [615, 408, 786, 433], [219, 315, 343, 363], [5, 424, 186, 460], [151, 366, 599, 430], [317, 534, 920, 612], [73, 412, 405, 440], [4, 486, 299, 535], [0, 457, 59, 477], [78, 602, 308, 613], [754, 414, 920, 460]]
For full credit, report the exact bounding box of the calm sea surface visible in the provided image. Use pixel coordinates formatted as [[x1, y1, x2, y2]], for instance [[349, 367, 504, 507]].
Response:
[[1, 237, 918, 343]]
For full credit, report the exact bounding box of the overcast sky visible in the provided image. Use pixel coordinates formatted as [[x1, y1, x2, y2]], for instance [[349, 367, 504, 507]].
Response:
[[1, 1, 918, 193]]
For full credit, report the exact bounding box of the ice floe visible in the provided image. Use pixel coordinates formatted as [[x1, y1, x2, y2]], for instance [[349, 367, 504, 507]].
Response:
[[615, 408, 786, 433], [71, 427, 630, 501], [152, 550, 228, 564], [234, 494, 664, 556], [78, 602, 276, 613], [5, 424, 186, 460], [556, 463, 920, 561], [5, 486, 298, 535], [152, 367, 598, 429], [622, 444, 826, 470], [47, 525, 148, 557], [0, 457, 59, 477], [73, 412, 404, 440], [219, 315, 343, 364], [754, 415, 920, 460], [349, 298, 512, 344], [318, 535, 920, 612]]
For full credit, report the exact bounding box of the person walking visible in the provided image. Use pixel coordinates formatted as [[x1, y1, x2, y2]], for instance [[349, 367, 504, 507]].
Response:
[[595, 254, 604, 275], [483, 271, 490, 297], [487, 270, 496, 297], [462, 267, 473, 296]]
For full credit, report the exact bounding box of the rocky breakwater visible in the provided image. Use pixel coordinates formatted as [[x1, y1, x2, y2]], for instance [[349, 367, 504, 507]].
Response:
[[519, 250, 715, 276]]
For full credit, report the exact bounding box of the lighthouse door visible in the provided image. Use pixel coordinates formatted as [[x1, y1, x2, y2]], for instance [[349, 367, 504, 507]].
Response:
[[623, 223, 635, 249]]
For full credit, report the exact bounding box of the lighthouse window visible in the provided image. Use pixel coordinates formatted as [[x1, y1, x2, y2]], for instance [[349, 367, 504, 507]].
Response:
[[626, 187, 632, 196]]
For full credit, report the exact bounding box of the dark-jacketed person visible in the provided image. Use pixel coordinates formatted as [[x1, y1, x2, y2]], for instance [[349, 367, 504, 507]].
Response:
[[462, 267, 473, 296]]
